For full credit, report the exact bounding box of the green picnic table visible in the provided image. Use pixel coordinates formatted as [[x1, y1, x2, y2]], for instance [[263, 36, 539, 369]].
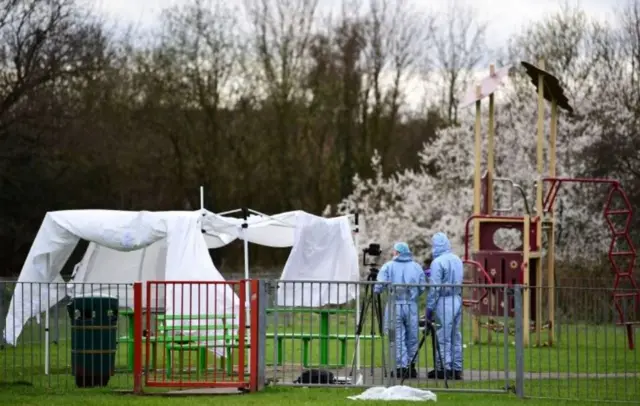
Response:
[[266, 307, 355, 366], [157, 313, 241, 378], [119, 308, 165, 370]]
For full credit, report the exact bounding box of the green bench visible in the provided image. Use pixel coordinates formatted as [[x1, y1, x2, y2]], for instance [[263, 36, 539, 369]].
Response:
[[118, 308, 163, 371], [266, 332, 379, 368], [158, 314, 241, 378], [266, 307, 357, 366]]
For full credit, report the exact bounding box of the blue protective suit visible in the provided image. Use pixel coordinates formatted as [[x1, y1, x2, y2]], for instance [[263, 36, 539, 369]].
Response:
[[426, 232, 464, 372], [374, 245, 426, 368]]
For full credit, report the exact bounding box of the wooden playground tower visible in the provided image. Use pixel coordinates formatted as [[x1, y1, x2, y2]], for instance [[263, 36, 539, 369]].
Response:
[[460, 60, 640, 349]]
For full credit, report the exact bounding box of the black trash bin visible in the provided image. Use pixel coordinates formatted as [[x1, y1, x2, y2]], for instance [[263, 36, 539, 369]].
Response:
[[67, 294, 119, 388]]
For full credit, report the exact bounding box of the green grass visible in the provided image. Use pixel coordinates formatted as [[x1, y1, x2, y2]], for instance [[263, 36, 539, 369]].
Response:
[[261, 310, 639, 374], [6, 311, 637, 376], [1, 308, 638, 403], [0, 381, 637, 405]]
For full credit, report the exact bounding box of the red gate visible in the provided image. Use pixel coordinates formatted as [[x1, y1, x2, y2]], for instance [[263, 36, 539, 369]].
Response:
[[132, 280, 258, 392]]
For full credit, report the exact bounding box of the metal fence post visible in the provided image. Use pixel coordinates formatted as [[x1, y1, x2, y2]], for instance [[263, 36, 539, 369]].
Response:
[[0, 280, 6, 348], [503, 285, 510, 391], [513, 285, 525, 398], [53, 300, 60, 344], [250, 279, 267, 392], [387, 285, 396, 387], [133, 282, 143, 394]]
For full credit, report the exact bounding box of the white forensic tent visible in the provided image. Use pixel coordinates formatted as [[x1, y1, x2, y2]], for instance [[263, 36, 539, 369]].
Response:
[[200, 209, 360, 307], [276, 211, 360, 307], [67, 225, 235, 309], [3, 209, 240, 349], [202, 208, 363, 376], [3, 207, 362, 373]]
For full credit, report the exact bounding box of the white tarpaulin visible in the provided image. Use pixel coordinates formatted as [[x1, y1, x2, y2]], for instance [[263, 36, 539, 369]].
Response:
[[277, 212, 359, 307], [68, 225, 235, 309], [202, 210, 299, 248], [3, 210, 239, 346], [347, 386, 437, 401]]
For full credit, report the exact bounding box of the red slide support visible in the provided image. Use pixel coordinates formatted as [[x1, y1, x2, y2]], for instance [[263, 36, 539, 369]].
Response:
[[543, 177, 640, 350], [462, 214, 501, 308]]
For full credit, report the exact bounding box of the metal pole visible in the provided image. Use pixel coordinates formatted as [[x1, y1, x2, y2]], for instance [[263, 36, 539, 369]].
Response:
[[353, 212, 361, 378], [133, 282, 143, 394], [242, 208, 251, 371], [387, 287, 396, 387], [514, 286, 525, 398], [0, 279, 6, 348], [45, 254, 51, 375]]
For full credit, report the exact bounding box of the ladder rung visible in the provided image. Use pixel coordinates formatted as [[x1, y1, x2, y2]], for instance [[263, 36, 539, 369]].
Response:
[[611, 251, 635, 256], [605, 210, 632, 215], [613, 231, 631, 237], [613, 292, 640, 298]]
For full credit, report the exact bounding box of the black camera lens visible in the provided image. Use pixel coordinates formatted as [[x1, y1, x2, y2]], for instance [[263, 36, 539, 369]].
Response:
[[368, 243, 381, 256]]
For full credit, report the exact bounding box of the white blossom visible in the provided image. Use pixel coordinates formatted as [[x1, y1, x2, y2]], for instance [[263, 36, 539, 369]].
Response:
[[329, 73, 632, 263]]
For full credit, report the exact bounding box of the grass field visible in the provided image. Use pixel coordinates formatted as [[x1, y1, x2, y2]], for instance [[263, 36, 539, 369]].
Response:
[[1, 303, 638, 403], [0, 382, 637, 406]]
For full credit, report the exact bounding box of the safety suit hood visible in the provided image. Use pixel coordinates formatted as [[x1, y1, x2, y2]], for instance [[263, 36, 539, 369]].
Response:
[[394, 252, 414, 262], [432, 232, 452, 258]]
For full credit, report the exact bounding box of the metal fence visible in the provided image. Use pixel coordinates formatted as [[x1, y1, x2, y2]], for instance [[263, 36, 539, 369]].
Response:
[[1, 280, 639, 403], [1, 282, 136, 389], [266, 280, 514, 393]]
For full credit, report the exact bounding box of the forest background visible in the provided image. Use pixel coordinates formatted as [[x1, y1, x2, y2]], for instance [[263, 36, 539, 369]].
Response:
[[1, 0, 638, 289]]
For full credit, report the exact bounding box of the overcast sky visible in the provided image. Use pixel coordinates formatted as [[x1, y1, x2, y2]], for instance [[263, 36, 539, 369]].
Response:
[[93, 0, 621, 49], [90, 0, 623, 110]]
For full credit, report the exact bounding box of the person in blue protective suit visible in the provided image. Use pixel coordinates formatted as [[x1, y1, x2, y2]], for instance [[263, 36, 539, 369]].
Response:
[[425, 232, 464, 381], [374, 242, 427, 379]]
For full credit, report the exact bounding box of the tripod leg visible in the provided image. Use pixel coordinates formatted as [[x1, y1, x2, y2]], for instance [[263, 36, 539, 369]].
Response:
[[370, 293, 376, 377], [349, 286, 371, 378], [401, 332, 426, 385], [374, 294, 387, 378], [430, 324, 448, 388]]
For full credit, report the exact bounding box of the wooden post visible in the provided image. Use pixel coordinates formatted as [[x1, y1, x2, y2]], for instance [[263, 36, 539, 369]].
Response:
[[547, 99, 558, 345], [533, 59, 546, 347], [487, 65, 496, 215], [535, 59, 545, 249], [472, 84, 483, 344], [522, 216, 531, 347], [485, 65, 496, 345]]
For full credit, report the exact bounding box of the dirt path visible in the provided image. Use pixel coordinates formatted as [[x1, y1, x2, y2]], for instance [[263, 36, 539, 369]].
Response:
[[266, 366, 638, 385]]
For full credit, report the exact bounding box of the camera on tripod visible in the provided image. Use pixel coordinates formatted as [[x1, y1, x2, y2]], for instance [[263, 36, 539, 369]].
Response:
[[363, 243, 381, 266]]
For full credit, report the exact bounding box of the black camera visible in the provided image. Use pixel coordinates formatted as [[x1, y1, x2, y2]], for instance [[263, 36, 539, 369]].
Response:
[[363, 243, 381, 257], [363, 243, 382, 268]]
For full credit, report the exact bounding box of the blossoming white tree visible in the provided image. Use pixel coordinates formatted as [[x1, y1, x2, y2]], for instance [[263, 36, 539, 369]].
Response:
[[326, 4, 637, 276], [326, 72, 623, 263]]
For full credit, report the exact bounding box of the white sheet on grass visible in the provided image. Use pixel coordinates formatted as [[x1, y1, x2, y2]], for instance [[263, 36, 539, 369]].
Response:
[[347, 386, 437, 401], [277, 212, 359, 307]]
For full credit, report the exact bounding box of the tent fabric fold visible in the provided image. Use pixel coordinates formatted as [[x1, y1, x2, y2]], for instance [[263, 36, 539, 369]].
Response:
[[3, 208, 360, 346], [3, 210, 236, 346]]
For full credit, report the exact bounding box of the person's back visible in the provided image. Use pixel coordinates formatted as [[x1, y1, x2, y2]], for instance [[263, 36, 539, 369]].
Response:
[[374, 242, 426, 378], [425, 232, 464, 380], [430, 242, 463, 298]]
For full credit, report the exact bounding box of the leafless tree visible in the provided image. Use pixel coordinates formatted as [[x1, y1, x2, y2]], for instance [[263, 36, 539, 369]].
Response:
[[360, 0, 430, 170], [507, 1, 604, 102], [242, 0, 319, 206], [428, 0, 487, 124]]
